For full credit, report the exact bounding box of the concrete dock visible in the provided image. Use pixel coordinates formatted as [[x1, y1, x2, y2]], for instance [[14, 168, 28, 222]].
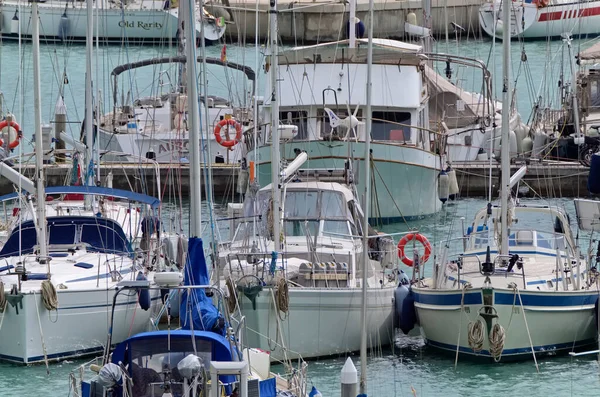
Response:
[[0, 160, 590, 200], [209, 0, 485, 43]]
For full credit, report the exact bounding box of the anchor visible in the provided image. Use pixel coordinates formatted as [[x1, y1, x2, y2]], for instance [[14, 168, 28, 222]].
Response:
[[6, 284, 24, 315]]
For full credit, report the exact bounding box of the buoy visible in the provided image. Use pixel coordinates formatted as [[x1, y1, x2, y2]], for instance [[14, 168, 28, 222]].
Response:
[[438, 170, 449, 203], [136, 272, 151, 311], [11, 12, 19, 35], [58, 12, 70, 41], [588, 153, 600, 194], [521, 136, 533, 157], [446, 166, 459, 200], [531, 129, 547, 158], [514, 123, 527, 154], [394, 284, 417, 334], [154, 271, 183, 287]]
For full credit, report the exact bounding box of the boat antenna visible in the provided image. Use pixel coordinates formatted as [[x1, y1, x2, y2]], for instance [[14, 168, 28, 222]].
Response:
[[84, 0, 94, 209], [359, 0, 374, 392]]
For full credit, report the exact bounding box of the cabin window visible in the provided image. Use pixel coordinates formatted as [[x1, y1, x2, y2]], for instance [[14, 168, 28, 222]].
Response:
[[48, 224, 77, 245], [279, 110, 308, 140], [371, 111, 411, 141], [283, 191, 319, 219], [590, 80, 600, 108], [284, 220, 319, 237]]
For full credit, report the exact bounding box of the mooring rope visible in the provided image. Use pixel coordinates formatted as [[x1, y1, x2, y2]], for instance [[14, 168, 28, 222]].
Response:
[[41, 280, 59, 311]]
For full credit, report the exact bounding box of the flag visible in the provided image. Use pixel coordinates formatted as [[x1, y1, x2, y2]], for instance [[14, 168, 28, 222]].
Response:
[[220, 44, 227, 62]]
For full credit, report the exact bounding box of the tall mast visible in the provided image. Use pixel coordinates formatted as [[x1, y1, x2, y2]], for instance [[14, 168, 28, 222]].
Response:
[[269, 0, 281, 251], [499, 0, 511, 255], [359, 0, 374, 393], [186, 0, 202, 237], [84, 0, 94, 208], [32, 0, 47, 260], [349, 0, 356, 48]]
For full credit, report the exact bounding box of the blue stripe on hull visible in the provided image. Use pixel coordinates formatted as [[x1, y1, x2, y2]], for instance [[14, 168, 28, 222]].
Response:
[[413, 290, 599, 307], [413, 291, 482, 306], [426, 338, 597, 360]]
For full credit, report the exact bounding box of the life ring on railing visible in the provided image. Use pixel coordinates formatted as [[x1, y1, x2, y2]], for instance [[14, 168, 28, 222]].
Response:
[[397, 233, 432, 267], [537, 0, 549, 8], [0, 119, 22, 149], [214, 118, 242, 148]]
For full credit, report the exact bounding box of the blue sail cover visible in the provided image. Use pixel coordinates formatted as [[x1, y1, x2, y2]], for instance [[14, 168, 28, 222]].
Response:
[[180, 237, 224, 335]]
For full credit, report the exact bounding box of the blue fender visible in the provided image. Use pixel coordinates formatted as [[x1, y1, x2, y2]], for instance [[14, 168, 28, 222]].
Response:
[[136, 272, 151, 311]]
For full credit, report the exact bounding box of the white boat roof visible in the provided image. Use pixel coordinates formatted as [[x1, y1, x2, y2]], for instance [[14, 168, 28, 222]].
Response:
[[279, 38, 425, 66], [260, 181, 355, 203]]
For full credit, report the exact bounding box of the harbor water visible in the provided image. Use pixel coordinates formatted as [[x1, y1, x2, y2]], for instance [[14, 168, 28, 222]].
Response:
[[0, 36, 600, 395]]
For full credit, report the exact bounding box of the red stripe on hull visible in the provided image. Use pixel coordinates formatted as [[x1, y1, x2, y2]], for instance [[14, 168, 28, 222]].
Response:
[[539, 6, 600, 22]]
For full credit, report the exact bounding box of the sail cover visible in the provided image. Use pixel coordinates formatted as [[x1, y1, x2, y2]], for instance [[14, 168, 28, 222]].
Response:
[[179, 237, 224, 335], [579, 41, 600, 64]]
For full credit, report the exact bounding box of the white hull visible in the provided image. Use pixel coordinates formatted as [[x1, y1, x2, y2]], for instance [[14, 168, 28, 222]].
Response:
[[238, 286, 395, 361], [0, 286, 157, 364], [479, 1, 600, 39], [412, 287, 597, 360], [0, 1, 225, 42]]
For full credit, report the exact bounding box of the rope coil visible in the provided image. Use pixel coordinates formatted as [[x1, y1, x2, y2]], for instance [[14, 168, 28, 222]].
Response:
[[467, 319, 485, 353], [226, 277, 238, 314], [41, 280, 59, 311], [275, 277, 289, 315], [489, 323, 506, 361]]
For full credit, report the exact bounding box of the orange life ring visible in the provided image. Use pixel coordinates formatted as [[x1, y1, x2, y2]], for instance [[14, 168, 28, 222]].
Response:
[[397, 233, 432, 267], [0, 119, 22, 149], [537, 0, 549, 8], [214, 119, 242, 148]]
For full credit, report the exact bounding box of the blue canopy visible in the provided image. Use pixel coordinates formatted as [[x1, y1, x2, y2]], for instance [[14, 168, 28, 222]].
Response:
[[180, 237, 224, 335], [0, 216, 133, 258], [111, 330, 235, 386], [0, 185, 160, 209]]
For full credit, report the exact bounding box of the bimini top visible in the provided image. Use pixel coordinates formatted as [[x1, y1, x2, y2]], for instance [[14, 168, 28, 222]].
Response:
[[0, 216, 133, 258], [279, 38, 425, 66], [111, 330, 235, 385], [259, 181, 355, 203], [579, 40, 600, 64], [0, 185, 161, 210]]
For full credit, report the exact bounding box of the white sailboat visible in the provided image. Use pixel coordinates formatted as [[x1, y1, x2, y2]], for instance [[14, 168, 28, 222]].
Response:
[[408, 0, 600, 362], [0, 0, 162, 365], [218, 0, 399, 362]]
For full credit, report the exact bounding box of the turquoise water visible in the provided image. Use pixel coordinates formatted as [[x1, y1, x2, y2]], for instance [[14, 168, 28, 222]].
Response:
[[0, 36, 600, 395]]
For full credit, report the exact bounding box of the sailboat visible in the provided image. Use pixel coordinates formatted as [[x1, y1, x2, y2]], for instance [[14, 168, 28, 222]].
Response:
[[0, 0, 226, 43], [217, 0, 400, 363], [408, 0, 600, 362], [66, 1, 311, 393], [0, 0, 164, 365]]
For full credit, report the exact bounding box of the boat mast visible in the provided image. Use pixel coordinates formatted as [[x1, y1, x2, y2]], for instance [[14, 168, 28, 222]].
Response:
[[359, 0, 374, 393], [349, 0, 356, 48], [269, 0, 281, 251], [84, 0, 94, 208], [185, 0, 202, 237], [32, 0, 47, 261], [499, 0, 511, 255]]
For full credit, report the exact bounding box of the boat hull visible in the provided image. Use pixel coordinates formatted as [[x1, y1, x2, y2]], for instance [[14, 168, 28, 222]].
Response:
[[479, 1, 600, 39], [250, 141, 441, 221], [237, 286, 395, 361], [0, 2, 225, 42], [0, 288, 157, 364], [412, 287, 597, 360]]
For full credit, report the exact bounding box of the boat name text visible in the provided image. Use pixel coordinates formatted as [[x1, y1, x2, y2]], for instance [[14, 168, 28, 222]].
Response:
[[118, 21, 164, 30]]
